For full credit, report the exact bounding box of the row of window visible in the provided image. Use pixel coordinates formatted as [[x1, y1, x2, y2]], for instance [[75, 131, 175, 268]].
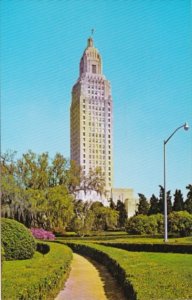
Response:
[[88, 117, 111, 124], [86, 78, 104, 84], [89, 112, 105, 117], [83, 98, 111, 105], [83, 149, 111, 156], [85, 99, 111, 108], [88, 90, 104, 95], [87, 85, 104, 90], [83, 144, 111, 159], [84, 139, 111, 145], [88, 106, 105, 111], [82, 133, 111, 140], [87, 128, 105, 134], [83, 106, 110, 112], [88, 116, 106, 122], [87, 125, 111, 131], [83, 111, 111, 119], [88, 95, 105, 100]]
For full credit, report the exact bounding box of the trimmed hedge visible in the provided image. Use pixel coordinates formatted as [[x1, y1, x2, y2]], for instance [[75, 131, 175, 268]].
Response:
[[1, 218, 36, 260], [99, 242, 192, 254], [36, 243, 50, 255], [60, 241, 192, 300], [2, 242, 72, 300], [1, 245, 5, 265]]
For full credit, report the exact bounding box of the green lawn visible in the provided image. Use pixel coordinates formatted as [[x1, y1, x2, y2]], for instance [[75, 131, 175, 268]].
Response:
[[2, 235, 191, 299], [2, 242, 72, 300], [62, 241, 192, 300]]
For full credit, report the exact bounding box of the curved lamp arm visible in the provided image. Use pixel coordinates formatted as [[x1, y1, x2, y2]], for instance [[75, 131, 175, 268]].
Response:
[[164, 122, 189, 145]]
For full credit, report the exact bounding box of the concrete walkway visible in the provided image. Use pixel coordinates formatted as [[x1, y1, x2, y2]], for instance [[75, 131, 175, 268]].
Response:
[[55, 253, 127, 300]]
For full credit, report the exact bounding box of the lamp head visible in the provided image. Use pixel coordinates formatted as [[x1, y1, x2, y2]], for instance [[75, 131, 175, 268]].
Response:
[[184, 122, 189, 131]]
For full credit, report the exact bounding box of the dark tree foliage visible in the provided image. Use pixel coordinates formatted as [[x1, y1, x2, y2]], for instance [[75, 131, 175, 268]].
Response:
[[184, 184, 192, 214], [136, 193, 150, 215], [158, 185, 172, 214], [148, 194, 160, 215], [116, 200, 127, 228], [109, 198, 116, 210], [173, 189, 184, 211]]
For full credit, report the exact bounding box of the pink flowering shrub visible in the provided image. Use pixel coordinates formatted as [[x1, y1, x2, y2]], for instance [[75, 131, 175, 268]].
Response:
[[30, 228, 55, 240]]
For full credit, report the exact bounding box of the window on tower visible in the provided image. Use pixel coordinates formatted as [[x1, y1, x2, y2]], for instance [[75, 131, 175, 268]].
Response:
[[92, 65, 96, 73]]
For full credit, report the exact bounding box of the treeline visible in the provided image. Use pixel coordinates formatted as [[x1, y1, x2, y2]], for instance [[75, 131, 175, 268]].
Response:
[[1, 150, 125, 235], [1, 150, 191, 236], [136, 185, 192, 215], [126, 185, 192, 237]]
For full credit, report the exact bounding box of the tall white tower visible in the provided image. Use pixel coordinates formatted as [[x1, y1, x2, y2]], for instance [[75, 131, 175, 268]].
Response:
[[70, 37, 113, 195]]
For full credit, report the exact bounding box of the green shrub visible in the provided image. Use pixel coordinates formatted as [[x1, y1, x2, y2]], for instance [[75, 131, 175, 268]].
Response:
[[168, 211, 192, 237], [2, 242, 72, 300], [1, 218, 36, 260], [125, 214, 164, 235], [1, 245, 5, 264]]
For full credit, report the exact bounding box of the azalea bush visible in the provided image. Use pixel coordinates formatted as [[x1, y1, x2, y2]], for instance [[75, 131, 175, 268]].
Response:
[[31, 228, 55, 240]]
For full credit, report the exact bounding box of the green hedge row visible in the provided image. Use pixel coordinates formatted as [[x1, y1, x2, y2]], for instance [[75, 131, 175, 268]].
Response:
[[99, 242, 192, 254], [2, 242, 72, 300], [64, 242, 136, 299], [61, 241, 192, 300]]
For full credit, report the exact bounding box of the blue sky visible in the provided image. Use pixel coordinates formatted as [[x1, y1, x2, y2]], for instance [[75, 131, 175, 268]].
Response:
[[2, 0, 192, 199]]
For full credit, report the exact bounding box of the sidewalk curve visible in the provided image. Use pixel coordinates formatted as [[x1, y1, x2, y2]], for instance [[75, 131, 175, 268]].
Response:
[[55, 253, 127, 300]]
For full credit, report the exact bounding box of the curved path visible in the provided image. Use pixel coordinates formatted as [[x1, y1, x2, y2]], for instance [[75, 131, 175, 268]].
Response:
[[55, 253, 127, 300]]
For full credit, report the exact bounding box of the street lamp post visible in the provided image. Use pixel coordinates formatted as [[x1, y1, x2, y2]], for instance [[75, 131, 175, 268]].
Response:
[[163, 122, 189, 242]]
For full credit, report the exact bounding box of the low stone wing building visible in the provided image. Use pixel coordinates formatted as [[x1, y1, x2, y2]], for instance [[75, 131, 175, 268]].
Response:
[[111, 188, 138, 218]]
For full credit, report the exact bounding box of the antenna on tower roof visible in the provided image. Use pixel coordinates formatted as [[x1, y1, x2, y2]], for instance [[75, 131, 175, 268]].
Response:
[[91, 28, 95, 37]]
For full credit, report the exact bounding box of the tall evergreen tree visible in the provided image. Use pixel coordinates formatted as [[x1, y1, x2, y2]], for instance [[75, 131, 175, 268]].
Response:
[[136, 193, 150, 215], [116, 200, 127, 228], [173, 189, 184, 211], [184, 184, 192, 214], [158, 185, 172, 214], [148, 194, 159, 215]]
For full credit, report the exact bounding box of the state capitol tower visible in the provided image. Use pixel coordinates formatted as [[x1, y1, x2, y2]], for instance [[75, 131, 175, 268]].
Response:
[[70, 36, 113, 196]]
